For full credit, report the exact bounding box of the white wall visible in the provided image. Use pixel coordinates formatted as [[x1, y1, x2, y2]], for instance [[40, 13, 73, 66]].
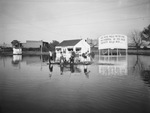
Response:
[[13, 48, 22, 54], [75, 39, 91, 54], [55, 46, 73, 61], [55, 40, 91, 62]]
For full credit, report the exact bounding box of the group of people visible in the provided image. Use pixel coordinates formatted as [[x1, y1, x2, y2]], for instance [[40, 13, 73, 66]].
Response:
[[49, 61, 90, 77], [48, 50, 94, 77], [49, 50, 95, 64]]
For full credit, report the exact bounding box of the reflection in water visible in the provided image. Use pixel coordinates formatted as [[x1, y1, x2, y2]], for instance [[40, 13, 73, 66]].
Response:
[[12, 55, 22, 62], [59, 63, 83, 75], [24, 55, 49, 65], [70, 63, 75, 73], [99, 55, 127, 76], [12, 55, 22, 67], [84, 65, 90, 78], [140, 70, 150, 87], [49, 63, 53, 78], [1, 55, 150, 113], [132, 55, 150, 87], [60, 63, 64, 75]]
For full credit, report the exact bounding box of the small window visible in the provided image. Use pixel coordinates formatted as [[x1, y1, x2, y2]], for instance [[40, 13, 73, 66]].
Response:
[[76, 47, 81, 51], [56, 48, 61, 51], [67, 48, 73, 51]]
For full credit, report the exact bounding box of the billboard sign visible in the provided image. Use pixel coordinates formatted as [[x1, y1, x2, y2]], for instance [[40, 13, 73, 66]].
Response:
[[99, 34, 128, 49]]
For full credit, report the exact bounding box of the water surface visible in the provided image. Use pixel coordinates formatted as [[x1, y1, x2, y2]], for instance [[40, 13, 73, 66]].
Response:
[[0, 55, 150, 113]]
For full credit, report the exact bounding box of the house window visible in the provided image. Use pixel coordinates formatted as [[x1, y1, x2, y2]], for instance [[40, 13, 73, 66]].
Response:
[[76, 47, 81, 52], [63, 49, 66, 53], [67, 48, 73, 51], [56, 48, 61, 51]]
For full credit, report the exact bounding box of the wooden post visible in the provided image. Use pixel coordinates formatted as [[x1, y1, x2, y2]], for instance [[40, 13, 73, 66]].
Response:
[[117, 48, 118, 62], [99, 49, 100, 63], [126, 48, 128, 65], [41, 45, 42, 54], [108, 48, 109, 63]]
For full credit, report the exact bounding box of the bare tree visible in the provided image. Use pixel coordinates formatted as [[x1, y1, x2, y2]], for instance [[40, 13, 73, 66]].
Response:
[[11, 40, 21, 48], [87, 39, 98, 48], [130, 30, 142, 52]]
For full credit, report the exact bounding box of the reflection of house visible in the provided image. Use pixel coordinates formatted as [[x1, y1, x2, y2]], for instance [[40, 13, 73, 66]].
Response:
[[13, 55, 22, 62], [22, 40, 48, 48], [12, 55, 22, 67], [55, 39, 91, 61]]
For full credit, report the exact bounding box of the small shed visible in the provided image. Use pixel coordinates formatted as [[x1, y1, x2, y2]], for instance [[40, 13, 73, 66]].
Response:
[[55, 39, 91, 61]]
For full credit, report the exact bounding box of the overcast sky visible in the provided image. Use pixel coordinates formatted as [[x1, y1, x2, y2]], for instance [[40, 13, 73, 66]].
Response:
[[0, 0, 150, 44]]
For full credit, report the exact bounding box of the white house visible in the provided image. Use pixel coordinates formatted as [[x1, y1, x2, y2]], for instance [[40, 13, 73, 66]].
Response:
[[13, 48, 22, 54], [55, 39, 91, 61]]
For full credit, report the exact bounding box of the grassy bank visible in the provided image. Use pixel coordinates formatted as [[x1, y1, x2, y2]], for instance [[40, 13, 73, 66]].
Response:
[[1, 49, 150, 56], [0, 51, 49, 56]]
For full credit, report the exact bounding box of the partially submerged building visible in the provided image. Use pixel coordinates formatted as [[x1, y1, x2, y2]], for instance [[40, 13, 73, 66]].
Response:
[[55, 39, 91, 61]]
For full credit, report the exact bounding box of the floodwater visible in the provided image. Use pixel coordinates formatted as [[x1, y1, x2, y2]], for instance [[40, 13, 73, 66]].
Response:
[[0, 55, 150, 113]]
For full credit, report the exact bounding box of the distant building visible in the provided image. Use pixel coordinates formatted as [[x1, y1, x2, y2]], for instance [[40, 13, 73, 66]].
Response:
[[22, 40, 48, 48], [128, 43, 136, 49], [140, 40, 150, 48], [55, 39, 91, 61]]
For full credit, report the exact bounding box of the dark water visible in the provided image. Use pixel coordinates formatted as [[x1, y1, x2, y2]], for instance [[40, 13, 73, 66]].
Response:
[[0, 55, 150, 113]]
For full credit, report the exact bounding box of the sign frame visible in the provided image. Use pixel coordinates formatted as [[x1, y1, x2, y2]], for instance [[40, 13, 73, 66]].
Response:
[[98, 34, 128, 49]]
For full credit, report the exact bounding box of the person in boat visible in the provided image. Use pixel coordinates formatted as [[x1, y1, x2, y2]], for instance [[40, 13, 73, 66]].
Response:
[[49, 50, 53, 63], [70, 63, 75, 73], [60, 52, 65, 64], [60, 65, 64, 75], [52, 51, 56, 62], [82, 52, 88, 62], [59, 52, 64, 75], [89, 52, 95, 61], [70, 51, 75, 64]]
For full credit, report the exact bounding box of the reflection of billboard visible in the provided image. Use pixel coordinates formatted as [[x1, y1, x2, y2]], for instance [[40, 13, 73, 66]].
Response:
[[99, 65, 127, 76], [99, 34, 128, 49], [99, 56, 127, 76]]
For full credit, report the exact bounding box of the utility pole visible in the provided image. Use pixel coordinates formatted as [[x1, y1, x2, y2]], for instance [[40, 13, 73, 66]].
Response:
[[3, 42, 5, 53]]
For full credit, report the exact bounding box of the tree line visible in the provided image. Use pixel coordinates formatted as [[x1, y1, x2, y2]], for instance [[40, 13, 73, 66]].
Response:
[[10, 24, 150, 52], [130, 24, 150, 50], [11, 40, 60, 52]]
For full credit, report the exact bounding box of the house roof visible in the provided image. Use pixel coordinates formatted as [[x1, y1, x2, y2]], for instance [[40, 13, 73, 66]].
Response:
[[57, 39, 81, 47]]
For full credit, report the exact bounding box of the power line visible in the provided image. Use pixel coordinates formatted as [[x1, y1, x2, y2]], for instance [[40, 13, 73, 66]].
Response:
[[53, 1, 150, 19], [1, 10, 76, 38], [54, 16, 150, 27]]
